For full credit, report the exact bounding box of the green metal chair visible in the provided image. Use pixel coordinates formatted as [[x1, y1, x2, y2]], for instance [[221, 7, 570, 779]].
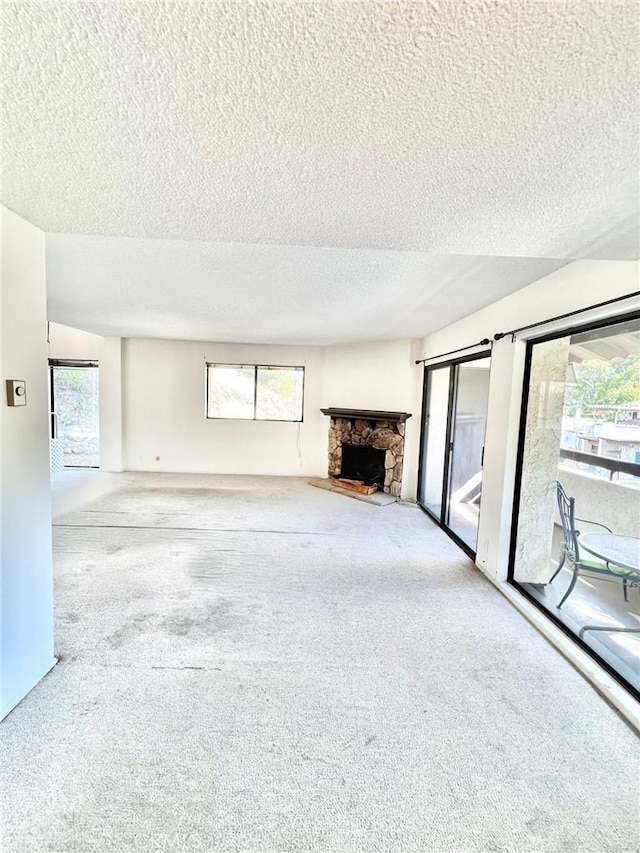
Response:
[[551, 481, 636, 609]]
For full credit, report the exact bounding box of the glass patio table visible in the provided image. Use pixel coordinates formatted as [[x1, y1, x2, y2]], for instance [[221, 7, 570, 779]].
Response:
[[577, 533, 640, 639]]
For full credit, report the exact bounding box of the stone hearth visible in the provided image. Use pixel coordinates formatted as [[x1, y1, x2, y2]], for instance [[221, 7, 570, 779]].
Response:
[[320, 408, 412, 497]]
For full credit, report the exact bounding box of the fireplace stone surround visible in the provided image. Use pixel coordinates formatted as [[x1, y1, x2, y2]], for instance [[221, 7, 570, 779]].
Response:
[[320, 408, 412, 497]]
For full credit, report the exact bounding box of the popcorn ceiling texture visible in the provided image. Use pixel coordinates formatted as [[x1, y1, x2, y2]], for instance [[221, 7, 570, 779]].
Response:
[[2, 1, 638, 344], [45, 234, 566, 344], [2, 0, 638, 257]]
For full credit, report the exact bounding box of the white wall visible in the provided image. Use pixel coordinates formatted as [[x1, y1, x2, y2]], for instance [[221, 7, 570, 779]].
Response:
[[99, 337, 123, 471], [322, 338, 422, 498], [559, 469, 639, 539], [322, 339, 415, 411], [50, 330, 421, 491], [418, 260, 638, 361], [122, 337, 422, 493], [122, 338, 327, 476], [54, 259, 638, 518], [416, 259, 640, 580], [48, 321, 103, 361], [1, 206, 56, 719], [48, 322, 123, 471]]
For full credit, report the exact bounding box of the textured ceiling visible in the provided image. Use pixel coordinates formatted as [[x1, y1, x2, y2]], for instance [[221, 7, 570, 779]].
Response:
[[46, 234, 566, 345], [2, 0, 638, 258], [3, 1, 638, 344]]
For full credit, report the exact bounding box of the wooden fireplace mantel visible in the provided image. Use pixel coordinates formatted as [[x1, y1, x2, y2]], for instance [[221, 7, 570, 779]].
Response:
[[320, 408, 412, 423]]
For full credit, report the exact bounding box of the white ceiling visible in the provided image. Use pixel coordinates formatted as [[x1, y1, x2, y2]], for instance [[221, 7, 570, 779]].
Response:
[[3, 1, 638, 344], [46, 235, 567, 345]]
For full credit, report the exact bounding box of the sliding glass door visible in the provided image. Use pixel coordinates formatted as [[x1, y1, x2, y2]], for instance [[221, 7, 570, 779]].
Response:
[[447, 360, 491, 547], [420, 365, 451, 519], [509, 314, 640, 696], [50, 361, 100, 469], [418, 353, 491, 556]]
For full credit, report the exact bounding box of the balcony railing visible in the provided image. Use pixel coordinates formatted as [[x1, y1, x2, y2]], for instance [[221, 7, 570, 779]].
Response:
[[559, 448, 640, 480]]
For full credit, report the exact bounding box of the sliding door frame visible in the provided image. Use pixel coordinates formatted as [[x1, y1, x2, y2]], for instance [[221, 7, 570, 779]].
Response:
[[507, 309, 640, 700], [49, 359, 100, 470], [417, 349, 492, 560]]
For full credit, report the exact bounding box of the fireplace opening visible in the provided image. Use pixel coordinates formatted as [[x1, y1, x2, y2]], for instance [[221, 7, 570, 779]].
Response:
[[340, 444, 386, 488]]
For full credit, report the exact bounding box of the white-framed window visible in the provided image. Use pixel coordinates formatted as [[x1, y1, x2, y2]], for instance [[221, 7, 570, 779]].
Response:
[[206, 364, 305, 422]]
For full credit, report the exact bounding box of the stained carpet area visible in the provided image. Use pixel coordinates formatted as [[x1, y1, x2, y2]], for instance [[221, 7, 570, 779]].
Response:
[[1, 473, 638, 853]]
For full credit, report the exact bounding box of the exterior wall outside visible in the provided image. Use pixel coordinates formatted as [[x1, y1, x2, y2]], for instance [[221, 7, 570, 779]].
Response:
[[416, 259, 639, 582], [559, 468, 639, 539], [512, 337, 569, 583], [562, 417, 640, 487], [1, 206, 55, 718]]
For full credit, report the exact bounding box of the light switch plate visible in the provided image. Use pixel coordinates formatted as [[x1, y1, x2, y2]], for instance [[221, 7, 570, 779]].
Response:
[[6, 380, 27, 406]]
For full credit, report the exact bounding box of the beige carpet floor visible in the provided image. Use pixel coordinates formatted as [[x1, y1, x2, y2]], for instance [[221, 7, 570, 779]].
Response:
[[1, 472, 638, 852]]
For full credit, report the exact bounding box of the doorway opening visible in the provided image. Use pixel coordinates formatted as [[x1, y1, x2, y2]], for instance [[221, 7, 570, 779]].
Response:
[[417, 352, 491, 557], [49, 360, 100, 470]]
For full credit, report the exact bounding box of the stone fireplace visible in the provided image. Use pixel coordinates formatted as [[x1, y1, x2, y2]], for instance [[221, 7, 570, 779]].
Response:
[[320, 408, 412, 497]]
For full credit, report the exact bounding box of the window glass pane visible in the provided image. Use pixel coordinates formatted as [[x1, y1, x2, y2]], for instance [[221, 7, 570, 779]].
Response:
[[419, 366, 451, 517], [511, 317, 640, 694], [52, 366, 100, 468], [447, 358, 491, 550], [207, 366, 255, 418], [256, 367, 304, 421]]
